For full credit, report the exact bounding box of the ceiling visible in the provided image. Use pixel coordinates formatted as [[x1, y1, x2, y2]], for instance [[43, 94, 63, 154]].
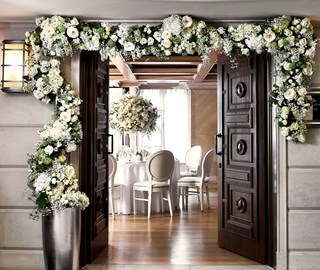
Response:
[[0, 0, 319, 22], [1, 0, 319, 90]]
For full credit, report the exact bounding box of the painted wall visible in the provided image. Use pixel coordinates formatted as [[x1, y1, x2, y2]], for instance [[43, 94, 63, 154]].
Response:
[[0, 22, 50, 269], [191, 89, 218, 178], [277, 27, 320, 270]]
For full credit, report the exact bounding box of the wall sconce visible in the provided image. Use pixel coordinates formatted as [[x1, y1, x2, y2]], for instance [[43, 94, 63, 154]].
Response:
[[1, 40, 28, 93]]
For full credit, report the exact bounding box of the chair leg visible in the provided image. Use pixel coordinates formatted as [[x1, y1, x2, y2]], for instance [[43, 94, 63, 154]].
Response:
[[160, 192, 164, 213], [181, 187, 185, 209], [176, 185, 180, 210], [148, 191, 152, 219], [206, 186, 210, 208], [200, 186, 204, 211], [185, 187, 189, 209], [109, 189, 115, 219], [167, 191, 173, 217], [133, 188, 136, 215]]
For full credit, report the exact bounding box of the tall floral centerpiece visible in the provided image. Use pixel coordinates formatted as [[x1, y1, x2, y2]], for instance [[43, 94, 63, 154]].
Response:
[[110, 94, 159, 160], [110, 94, 159, 134]]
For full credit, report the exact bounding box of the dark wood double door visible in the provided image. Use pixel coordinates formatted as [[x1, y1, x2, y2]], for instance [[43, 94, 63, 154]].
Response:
[[217, 53, 272, 264], [78, 51, 274, 266]]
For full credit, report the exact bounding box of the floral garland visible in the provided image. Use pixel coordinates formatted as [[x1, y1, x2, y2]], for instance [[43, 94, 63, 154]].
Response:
[[24, 14, 318, 218], [110, 94, 159, 134]]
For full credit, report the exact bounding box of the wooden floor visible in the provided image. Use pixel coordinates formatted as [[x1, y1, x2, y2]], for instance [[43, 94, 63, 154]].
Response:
[[92, 185, 260, 266]]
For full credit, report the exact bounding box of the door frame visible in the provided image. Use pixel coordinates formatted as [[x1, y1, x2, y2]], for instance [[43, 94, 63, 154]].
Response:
[[78, 53, 277, 267]]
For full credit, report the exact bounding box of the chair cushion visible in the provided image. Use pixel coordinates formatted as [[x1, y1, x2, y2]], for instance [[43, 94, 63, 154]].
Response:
[[180, 171, 197, 177], [133, 181, 169, 188], [177, 177, 201, 184]]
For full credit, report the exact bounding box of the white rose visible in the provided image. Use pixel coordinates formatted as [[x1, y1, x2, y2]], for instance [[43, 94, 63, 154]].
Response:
[[67, 27, 79, 39], [283, 61, 292, 71], [299, 38, 308, 47], [284, 88, 296, 100], [153, 32, 161, 42], [282, 106, 290, 114], [147, 37, 154, 46], [303, 63, 313, 76], [162, 39, 172, 49], [290, 122, 299, 131], [124, 42, 135, 51], [161, 30, 171, 40], [198, 21, 206, 29], [140, 37, 147, 45], [65, 165, 75, 179], [182, 16, 193, 28], [44, 145, 54, 155], [43, 26, 55, 36], [60, 111, 71, 122], [298, 134, 305, 143], [71, 115, 78, 122], [281, 127, 290, 137], [71, 17, 79, 26], [111, 35, 118, 42], [301, 18, 311, 28], [298, 86, 307, 96], [281, 106, 290, 119], [164, 49, 171, 56], [66, 143, 77, 153]]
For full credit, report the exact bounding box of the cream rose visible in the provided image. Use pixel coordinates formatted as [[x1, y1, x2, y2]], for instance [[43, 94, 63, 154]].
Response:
[[182, 16, 193, 28], [284, 88, 296, 100], [66, 143, 77, 153], [263, 31, 276, 43], [281, 127, 290, 137], [162, 39, 172, 48]]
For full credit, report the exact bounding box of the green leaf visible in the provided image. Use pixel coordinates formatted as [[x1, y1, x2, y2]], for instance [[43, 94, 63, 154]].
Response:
[[36, 193, 48, 208]]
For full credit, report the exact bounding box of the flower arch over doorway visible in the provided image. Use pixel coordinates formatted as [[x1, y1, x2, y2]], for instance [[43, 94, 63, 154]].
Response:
[[24, 14, 318, 216]]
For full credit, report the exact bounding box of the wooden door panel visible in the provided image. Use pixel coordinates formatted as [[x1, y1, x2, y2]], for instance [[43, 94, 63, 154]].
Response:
[[218, 54, 268, 263], [80, 51, 109, 266]]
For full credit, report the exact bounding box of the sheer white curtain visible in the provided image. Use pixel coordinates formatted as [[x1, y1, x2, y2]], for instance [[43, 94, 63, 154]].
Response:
[[141, 89, 191, 161]]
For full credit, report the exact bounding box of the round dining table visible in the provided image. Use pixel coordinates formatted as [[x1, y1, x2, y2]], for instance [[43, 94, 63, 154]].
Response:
[[114, 159, 180, 215]]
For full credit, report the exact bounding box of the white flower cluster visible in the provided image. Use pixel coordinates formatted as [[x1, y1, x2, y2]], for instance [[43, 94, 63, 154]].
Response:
[[110, 94, 159, 134], [99, 14, 223, 62], [28, 161, 89, 219]]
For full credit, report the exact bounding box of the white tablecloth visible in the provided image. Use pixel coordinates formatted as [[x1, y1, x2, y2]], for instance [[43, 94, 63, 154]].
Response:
[[114, 159, 180, 215]]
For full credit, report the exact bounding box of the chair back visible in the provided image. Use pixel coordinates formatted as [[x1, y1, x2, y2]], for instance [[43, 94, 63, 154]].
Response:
[[185, 145, 202, 173], [200, 148, 215, 183], [146, 150, 175, 182], [108, 154, 117, 186]]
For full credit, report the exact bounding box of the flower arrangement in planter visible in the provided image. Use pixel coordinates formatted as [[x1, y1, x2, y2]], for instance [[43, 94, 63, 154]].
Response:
[[110, 94, 160, 134], [24, 14, 318, 218], [26, 85, 89, 219]]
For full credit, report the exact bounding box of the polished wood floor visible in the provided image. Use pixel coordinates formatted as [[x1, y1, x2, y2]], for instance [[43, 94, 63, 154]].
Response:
[[92, 184, 260, 266]]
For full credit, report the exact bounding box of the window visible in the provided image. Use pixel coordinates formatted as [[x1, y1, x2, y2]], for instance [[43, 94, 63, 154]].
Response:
[[109, 88, 191, 162]]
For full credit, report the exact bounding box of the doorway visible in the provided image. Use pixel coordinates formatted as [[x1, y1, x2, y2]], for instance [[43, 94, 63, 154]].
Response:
[[80, 50, 272, 265]]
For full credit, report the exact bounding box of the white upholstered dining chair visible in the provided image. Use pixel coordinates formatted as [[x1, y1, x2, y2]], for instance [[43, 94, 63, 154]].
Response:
[[180, 145, 202, 177], [108, 154, 121, 219], [133, 150, 175, 219], [177, 148, 215, 211]]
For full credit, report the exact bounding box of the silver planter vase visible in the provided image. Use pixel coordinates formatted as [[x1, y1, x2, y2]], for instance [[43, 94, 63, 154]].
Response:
[[42, 207, 81, 270]]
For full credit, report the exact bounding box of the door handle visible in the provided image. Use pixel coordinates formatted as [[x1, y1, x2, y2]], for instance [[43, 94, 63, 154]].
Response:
[[215, 133, 222, 156], [108, 134, 114, 154]]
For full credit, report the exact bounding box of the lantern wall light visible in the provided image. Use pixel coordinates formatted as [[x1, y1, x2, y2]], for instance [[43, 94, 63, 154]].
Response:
[[1, 40, 28, 93]]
